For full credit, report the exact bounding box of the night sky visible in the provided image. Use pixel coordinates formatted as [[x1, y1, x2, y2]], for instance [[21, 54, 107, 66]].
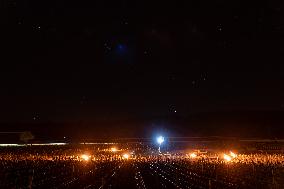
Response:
[[1, 1, 284, 139]]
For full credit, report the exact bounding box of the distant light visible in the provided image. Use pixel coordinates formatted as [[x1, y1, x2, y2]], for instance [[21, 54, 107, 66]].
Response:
[[157, 136, 165, 145], [31, 143, 67, 146], [0, 144, 23, 147], [122, 153, 129, 159], [111, 147, 117, 152], [81, 154, 90, 161], [79, 142, 116, 145], [189, 153, 197, 158], [230, 151, 237, 158], [46, 143, 67, 145], [32, 142, 67, 146], [223, 154, 232, 162]]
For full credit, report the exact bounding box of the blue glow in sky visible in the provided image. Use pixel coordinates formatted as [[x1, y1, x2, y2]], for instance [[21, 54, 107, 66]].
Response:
[[116, 44, 127, 55]]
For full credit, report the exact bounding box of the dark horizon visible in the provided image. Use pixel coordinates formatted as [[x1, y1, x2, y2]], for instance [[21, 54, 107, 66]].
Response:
[[0, 110, 283, 141]]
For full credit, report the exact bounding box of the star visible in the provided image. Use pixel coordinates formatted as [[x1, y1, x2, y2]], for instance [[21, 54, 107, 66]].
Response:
[[104, 43, 112, 51], [35, 26, 41, 30], [32, 113, 40, 121], [217, 25, 223, 32], [33, 115, 39, 120], [169, 105, 177, 113]]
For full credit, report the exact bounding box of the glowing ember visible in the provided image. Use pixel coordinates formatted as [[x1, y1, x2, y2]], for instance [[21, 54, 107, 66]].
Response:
[[122, 153, 129, 159], [81, 154, 90, 161], [223, 154, 232, 162], [189, 153, 197, 158], [230, 151, 237, 158]]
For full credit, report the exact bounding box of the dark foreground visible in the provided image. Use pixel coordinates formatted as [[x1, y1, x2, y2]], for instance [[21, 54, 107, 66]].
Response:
[[0, 144, 283, 189]]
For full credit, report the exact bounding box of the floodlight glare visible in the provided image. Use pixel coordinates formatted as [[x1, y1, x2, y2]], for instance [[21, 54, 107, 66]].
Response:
[[157, 136, 165, 145]]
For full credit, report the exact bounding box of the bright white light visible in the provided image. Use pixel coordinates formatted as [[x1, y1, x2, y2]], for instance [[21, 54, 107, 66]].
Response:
[[111, 147, 117, 152], [230, 151, 237, 158], [189, 153, 197, 158], [81, 154, 90, 161], [122, 153, 129, 159], [157, 136, 165, 145], [32, 143, 67, 146], [223, 154, 232, 162], [0, 144, 23, 147]]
